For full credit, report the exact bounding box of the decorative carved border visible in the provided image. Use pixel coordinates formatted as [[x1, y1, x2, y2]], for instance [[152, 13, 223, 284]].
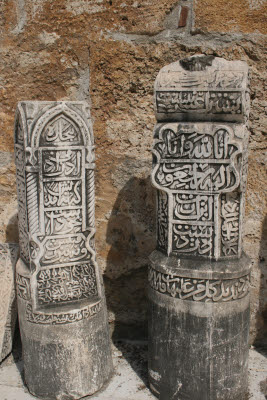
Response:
[[16, 273, 31, 301], [26, 301, 102, 325]]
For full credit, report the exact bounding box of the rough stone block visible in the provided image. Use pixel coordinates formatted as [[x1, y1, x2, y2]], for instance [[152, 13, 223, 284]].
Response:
[[0, 243, 19, 362]]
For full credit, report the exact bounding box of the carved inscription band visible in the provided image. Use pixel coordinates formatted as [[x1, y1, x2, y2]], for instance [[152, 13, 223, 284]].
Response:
[[26, 302, 102, 325], [156, 91, 243, 115], [148, 266, 250, 302]]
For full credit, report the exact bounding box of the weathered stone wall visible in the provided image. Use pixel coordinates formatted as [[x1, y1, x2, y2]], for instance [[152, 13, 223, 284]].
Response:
[[0, 0, 266, 344]]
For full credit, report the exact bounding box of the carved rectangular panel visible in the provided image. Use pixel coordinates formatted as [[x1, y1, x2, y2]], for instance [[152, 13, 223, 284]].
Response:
[[37, 264, 98, 305], [14, 102, 100, 317], [152, 122, 249, 260]]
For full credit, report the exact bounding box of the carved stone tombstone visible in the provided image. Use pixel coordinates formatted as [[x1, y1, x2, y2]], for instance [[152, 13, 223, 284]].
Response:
[[148, 56, 251, 399], [0, 243, 19, 362], [14, 101, 113, 399]]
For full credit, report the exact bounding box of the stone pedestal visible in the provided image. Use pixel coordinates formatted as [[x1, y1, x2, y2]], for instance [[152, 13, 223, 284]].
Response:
[[0, 243, 19, 362], [149, 56, 251, 400], [14, 101, 113, 399], [149, 251, 250, 400]]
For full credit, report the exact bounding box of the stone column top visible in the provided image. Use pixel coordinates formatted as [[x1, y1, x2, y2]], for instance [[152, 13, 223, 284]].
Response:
[[154, 55, 250, 123], [15, 101, 93, 149]]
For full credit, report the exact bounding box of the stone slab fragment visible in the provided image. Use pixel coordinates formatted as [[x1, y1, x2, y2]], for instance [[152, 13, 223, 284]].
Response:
[[0, 243, 19, 362]]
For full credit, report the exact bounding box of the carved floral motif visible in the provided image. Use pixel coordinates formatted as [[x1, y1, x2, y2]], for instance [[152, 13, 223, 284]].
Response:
[[221, 193, 240, 256], [157, 191, 168, 251]]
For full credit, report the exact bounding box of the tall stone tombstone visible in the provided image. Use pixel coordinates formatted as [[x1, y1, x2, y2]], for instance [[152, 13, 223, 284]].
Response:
[[148, 56, 251, 400], [14, 101, 113, 399]]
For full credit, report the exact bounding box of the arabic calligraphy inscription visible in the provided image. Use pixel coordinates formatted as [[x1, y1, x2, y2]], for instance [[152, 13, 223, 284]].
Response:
[[37, 264, 97, 305], [148, 267, 250, 302], [14, 102, 102, 323]]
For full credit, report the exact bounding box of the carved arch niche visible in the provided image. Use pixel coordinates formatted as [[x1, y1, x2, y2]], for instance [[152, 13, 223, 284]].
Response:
[[39, 113, 84, 147]]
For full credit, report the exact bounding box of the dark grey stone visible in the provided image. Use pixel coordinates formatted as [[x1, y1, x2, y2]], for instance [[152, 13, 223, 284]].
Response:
[[148, 251, 250, 400]]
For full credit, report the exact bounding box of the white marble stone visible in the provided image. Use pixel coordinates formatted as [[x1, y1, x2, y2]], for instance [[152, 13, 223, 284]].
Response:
[[14, 101, 113, 399], [154, 55, 250, 123]]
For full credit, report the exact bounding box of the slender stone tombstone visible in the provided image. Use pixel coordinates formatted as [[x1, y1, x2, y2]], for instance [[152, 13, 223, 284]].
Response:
[[14, 101, 113, 399], [148, 56, 251, 400], [0, 243, 19, 362]]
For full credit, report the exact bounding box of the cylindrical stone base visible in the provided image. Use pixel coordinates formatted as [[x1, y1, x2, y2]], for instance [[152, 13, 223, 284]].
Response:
[[148, 251, 251, 400], [16, 262, 113, 400]]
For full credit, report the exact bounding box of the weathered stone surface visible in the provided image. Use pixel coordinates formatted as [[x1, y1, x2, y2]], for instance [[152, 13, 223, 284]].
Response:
[[194, 0, 267, 34], [149, 252, 251, 400], [0, 243, 19, 362], [148, 56, 251, 399], [14, 101, 113, 399], [0, 0, 265, 345]]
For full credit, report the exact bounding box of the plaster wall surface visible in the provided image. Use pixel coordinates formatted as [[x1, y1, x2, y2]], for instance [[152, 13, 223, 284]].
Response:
[[0, 0, 266, 344]]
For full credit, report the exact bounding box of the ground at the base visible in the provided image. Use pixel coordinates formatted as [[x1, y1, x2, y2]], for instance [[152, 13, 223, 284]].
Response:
[[0, 338, 266, 400]]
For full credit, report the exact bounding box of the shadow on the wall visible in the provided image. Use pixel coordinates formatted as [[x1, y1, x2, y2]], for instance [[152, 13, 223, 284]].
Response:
[[254, 215, 267, 352], [104, 175, 156, 387], [5, 212, 19, 243], [2, 218, 24, 385]]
